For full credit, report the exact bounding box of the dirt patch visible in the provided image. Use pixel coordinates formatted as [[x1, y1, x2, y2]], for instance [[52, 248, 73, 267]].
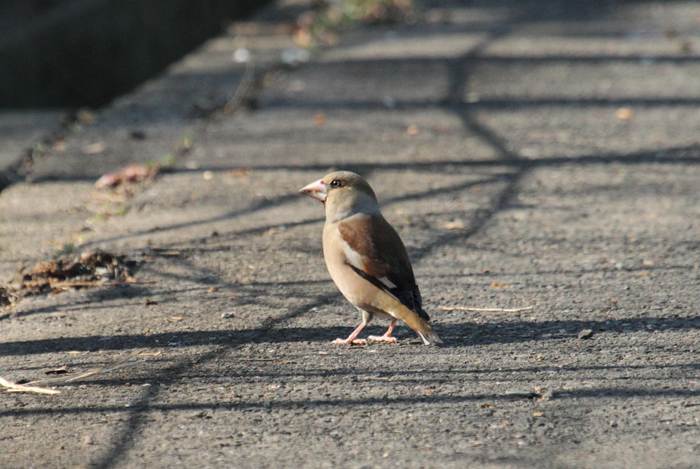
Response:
[[1, 250, 139, 308]]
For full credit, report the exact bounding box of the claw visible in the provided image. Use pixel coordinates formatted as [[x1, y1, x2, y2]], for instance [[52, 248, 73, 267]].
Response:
[[333, 338, 367, 345], [368, 335, 397, 344]]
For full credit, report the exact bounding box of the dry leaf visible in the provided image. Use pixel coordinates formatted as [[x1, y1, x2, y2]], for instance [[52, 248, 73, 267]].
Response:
[[443, 219, 465, 230], [314, 114, 326, 124], [83, 142, 106, 155], [95, 164, 158, 189], [614, 108, 633, 120], [52, 140, 68, 151], [77, 109, 96, 124], [44, 366, 68, 375], [406, 125, 419, 135], [225, 169, 251, 177]]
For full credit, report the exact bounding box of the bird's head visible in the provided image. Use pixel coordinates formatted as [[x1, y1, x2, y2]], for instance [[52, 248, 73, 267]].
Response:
[[299, 171, 379, 222]]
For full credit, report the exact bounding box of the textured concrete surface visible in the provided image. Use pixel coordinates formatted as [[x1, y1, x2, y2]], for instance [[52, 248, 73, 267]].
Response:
[[2, 1, 700, 468]]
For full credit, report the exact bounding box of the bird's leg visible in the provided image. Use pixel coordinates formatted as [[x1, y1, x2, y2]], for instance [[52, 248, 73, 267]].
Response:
[[368, 319, 397, 344], [332, 321, 368, 345]]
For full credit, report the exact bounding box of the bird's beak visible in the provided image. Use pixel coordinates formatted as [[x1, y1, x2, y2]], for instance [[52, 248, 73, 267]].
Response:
[[299, 178, 327, 202]]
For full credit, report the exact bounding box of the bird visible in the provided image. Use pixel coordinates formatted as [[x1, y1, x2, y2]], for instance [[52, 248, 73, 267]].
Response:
[[299, 171, 442, 345]]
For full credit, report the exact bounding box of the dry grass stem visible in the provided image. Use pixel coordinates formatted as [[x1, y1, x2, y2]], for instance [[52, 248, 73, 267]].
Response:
[[24, 348, 148, 388], [51, 280, 156, 289], [442, 306, 534, 313], [0, 377, 60, 395]]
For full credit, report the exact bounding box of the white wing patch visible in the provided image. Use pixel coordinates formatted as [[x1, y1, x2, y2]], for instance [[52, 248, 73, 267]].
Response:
[[342, 240, 366, 271], [342, 238, 399, 299], [378, 276, 397, 289]]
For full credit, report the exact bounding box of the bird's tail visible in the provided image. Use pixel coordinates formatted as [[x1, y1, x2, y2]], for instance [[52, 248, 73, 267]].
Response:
[[403, 310, 443, 345], [415, 321, 443, 345]]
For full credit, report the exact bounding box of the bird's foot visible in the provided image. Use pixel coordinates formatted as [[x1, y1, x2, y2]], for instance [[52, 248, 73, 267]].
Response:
[[332, 338, 367, 345], [367, 335, 397, 344]]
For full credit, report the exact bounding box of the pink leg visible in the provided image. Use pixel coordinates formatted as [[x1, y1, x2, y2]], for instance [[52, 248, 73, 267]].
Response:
[[368, 319, 397, 344], [333, 321, 368, 345]]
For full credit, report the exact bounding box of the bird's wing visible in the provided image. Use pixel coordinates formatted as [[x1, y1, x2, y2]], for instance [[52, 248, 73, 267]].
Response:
[[338, 213, 429, 321]]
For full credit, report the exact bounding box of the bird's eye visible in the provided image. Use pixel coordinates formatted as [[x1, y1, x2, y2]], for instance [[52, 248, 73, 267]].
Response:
[[330, 180, 342, 188]]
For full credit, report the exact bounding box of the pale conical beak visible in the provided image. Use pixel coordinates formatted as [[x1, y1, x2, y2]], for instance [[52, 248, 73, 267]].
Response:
[[299, 178, 327, 202]]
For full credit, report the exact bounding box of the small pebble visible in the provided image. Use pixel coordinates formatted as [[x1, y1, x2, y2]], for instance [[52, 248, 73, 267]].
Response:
[[233, 48, 251, 63], [578, 329, 593, 340], [221, 311, 235, 319]]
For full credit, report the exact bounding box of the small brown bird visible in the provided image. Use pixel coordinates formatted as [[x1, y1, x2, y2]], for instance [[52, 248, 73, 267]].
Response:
[[300, 171, 442, 345]]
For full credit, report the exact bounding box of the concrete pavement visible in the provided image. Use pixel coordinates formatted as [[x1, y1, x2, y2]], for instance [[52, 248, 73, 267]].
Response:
[[2, 1, 700, 468]]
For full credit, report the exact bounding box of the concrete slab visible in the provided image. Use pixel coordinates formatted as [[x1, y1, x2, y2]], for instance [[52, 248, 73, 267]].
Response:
[[2, 1, 700, 468]]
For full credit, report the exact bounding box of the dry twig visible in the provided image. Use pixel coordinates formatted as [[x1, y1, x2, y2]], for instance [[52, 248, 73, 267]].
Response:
[[442, 306, 534, 313], [50, 280, 156, 289], [26, 348, 148, 387], [0, 348, 150, 395], [0, 377, 60, 395]]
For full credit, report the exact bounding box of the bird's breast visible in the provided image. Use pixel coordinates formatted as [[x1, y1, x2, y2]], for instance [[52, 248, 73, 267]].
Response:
[[322, 223, 381, 311]]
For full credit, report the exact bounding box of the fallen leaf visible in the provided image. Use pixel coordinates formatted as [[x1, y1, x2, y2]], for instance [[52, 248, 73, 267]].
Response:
[[225, 169, 251, 177], [52, 140, 68, 151], [83, 142, 106, 155], [294, 29, 312, 48], [614, 108, 633, 120], [77, 109, 96, 124], [314, 114, 326, 124], [207, 286, 218, 293], [443, 219, 465, 230], [532, 411, 543, 417], [406, 124, 419, 135], [44, 366, 68, 375], [95, 164, 158, 189]]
